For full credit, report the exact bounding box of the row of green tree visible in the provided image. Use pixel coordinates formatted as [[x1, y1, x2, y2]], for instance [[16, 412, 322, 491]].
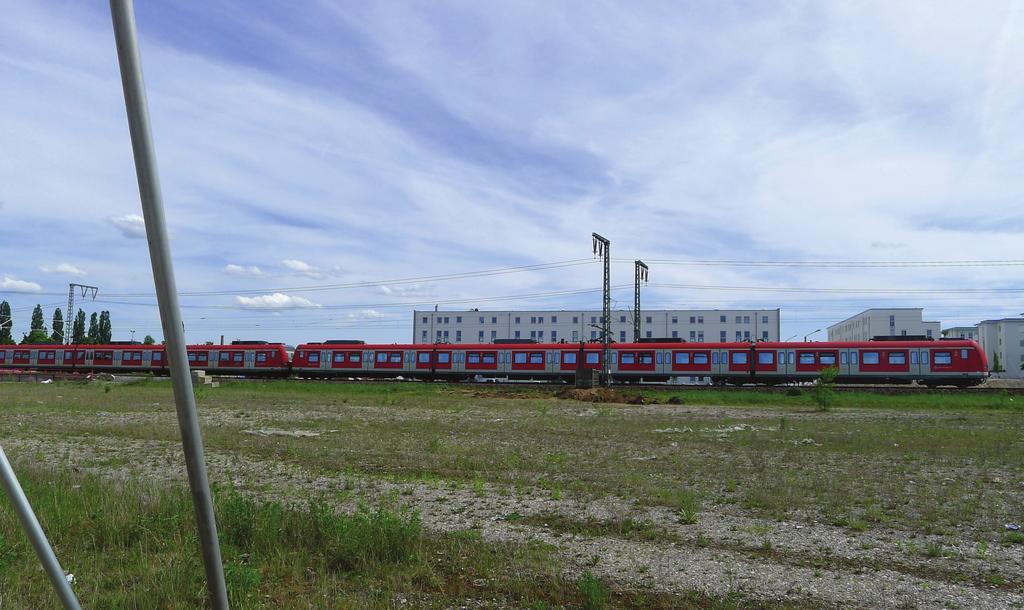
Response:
[[0, 301, 153, 345]]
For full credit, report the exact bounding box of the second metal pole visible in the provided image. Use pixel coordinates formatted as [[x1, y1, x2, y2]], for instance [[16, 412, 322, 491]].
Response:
[[0, 446, 82, 610], [108, 1, 229, 608]]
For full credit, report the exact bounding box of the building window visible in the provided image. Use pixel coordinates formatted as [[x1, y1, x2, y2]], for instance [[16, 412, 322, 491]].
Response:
[[479, 316, 484, 324], [689, 316, 695, 324], [551, 316, 557, 323], [672, 316, 678, 324], [926, 329, 933, 338], [645, 316, 652, 324], [572, 331, 579, 341], [573, 316, 579, 324], [531, 316, 537, 324], [538, 316, 544, 324], [478, 331, 484, 341], [491, 330, 497, 340], [443, 330, 449, 340], [456, 330, 462, 342], [735, 316, 742, 324], [514, 331, 521, 339], [551, 331, 557, 341], [720, 315, 726, 323], [762, 331, 768, 340], [697, 332, 704, 341], [456, 316, 462, 323], [889, 315, 895, 327], [689, 331, 696, 340], [672, 330, 678, 338], [761, 315, 768, 324], [646, 331, 652, 338], [492, 317, 497, 324], [735, 331, 742, 341], [619, 315, 626, 323], [436, 330, 442, 339], [591, 316, 597, 324], [530, 331, 537, 339], [515, 317, 521, 324], [619, 331, 626, 342], [421, 330, 427, 341], [422, 316, 428, 324], [698, 316, 704, 324], [444, 316, 450, 324], [720, 331, 727, 342], [743, 316, 750, 324], [744, 331, 750, 340], [591, 331, 597, 339], [538, 331, 544, 340]]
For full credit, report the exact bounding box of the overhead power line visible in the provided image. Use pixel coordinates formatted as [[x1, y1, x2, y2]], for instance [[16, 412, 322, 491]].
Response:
[[650, 283, 1024, 294], [625, 258, 1024, 268]]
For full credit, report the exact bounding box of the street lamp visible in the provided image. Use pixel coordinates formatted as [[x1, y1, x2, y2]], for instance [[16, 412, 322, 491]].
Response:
[[804, 329, 822, 342], [130, 329, 136, 343], [785, 334, 798, 342]]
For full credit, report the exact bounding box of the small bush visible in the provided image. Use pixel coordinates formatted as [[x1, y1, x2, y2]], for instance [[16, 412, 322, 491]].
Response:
[[577, 570, 610, 610], [813, 367, 839, 411], [785, 387, 802, 397]]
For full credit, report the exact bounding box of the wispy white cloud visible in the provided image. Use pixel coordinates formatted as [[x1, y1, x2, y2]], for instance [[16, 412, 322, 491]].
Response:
[[40, 263, 87, 276], [378, 283, 434, 298], [107, 214, 147, 239], [281, 259, 315, 274], [224, 264, 263, 277], [0, 276, 42, 293], [234, 293, 321, 309]]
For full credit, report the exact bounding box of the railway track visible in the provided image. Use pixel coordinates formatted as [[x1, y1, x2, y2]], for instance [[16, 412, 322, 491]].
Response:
[[4, 369, 1022, 395]]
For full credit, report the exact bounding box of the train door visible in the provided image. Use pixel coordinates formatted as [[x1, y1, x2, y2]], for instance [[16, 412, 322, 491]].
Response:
[[244, 350, 255, 370], [919, 349, 930, 378], [909, 349, 921, 378]]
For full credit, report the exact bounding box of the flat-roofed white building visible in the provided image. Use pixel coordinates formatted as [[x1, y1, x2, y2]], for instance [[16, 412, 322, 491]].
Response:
[[977, 318, 1024, 378], [412, 309, 781, 345], [941, 326, 979, 341], [827, 308, 940, 342]]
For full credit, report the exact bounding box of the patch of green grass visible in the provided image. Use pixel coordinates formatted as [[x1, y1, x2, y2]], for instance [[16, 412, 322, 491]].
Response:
[[577, 570, 610, 610]]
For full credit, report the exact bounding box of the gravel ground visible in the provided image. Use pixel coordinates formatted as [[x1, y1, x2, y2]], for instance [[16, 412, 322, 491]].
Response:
[[3, 430, 1022, 610]]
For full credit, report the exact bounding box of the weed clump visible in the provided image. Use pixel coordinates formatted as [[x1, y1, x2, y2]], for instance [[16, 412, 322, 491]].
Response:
[[813, 367, 839, 411], [577, 570, 610, 609]]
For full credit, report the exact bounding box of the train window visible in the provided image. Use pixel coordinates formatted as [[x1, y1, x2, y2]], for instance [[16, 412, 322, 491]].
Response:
[[64, 350, 73, 359], [798, 353, 815, 365], [586, 353, 600, 364], [389, 353, 402, 363], [851, 351, 857, 365], [563, 352, 577, 364], [911, 351, 918, 365], [887, 352, 906, 365], [197, 352, 208, 361], [529, 353, 544, 364], [694, 353, 709, 365], [862, 352, 879, 365], [712, 352, 718, 364], [758, 352, 774, 365], [513, 353, 527, 364], [960, 349, 969, 359], [621, 353, 636, 364], [333, 353, 345, 363], [233, 353, 243, 362], [468, 353, 481, 364], [0, 352, 5, 362], [934, 352, 952, 365], [188, 353, 197, 362], [350, 353, 361, 363], [153, 352, 163, 362], [220, 352, 230, 362], [376, 353, 387, 362], [308, 352, 319, 363], [819, 353, 836, 366], [675, 352, 690, 365], [640, 353, 653, 364], [731, 352, 748, 364], [256, 353, 267, 363], [418, 353, 431, 363], [437, 353, 450, 363], [841, 352, 848, 365], [482, 353, 496, 364], [921, 351, 928, 364]]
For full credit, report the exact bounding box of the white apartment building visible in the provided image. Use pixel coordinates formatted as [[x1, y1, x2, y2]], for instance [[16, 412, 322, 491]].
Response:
[[976, 318, 1024, 378], [827, 308, 940, 342], [941, 326, 979, 341], [412, 309, 781, 345]]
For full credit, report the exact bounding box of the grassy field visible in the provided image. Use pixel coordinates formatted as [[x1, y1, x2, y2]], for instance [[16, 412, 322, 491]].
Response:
[[1, 380, 1022, 608]]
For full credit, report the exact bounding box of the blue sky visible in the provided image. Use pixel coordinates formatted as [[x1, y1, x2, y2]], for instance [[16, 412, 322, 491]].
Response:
[[1, 0, 1023, 344]]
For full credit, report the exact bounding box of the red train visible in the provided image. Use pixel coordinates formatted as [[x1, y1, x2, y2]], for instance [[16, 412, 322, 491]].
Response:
[[0, 338, 988, 387]]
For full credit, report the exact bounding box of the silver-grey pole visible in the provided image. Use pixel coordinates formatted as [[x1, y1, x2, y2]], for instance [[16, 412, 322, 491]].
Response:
[[0, 445, 82, 610], [108, 2, 229, 608]]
